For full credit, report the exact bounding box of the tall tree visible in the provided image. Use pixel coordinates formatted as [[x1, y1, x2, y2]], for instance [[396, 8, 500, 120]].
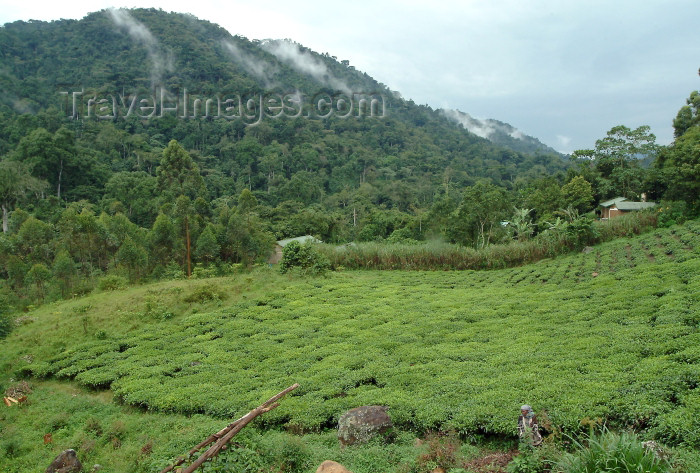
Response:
[[156, 140, 206, 201], [655, 126, 700, 212], [450, 181, 510, 248], [561, 176, 594, 214], [12, 127, 75, 199], [672, 91, 700, 138], [0, 160, 46, 233], [155, 140, 207, 277], [579, 125, 658, 200]]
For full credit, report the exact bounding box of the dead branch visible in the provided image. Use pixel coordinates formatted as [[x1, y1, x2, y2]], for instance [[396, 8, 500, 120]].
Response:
[[160, 383, 299, 473]]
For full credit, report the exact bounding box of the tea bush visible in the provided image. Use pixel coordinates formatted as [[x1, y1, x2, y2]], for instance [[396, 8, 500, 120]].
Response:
[[2, 219, 698, 466]]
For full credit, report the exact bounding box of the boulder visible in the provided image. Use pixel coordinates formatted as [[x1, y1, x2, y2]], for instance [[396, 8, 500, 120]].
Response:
[[316, 460, 353, 473], [45, 449, 82, 473], [337, 405, 392, 446]]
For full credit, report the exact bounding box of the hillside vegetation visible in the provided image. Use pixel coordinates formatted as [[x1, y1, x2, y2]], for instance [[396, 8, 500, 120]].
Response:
[[1, 220, 698, 471]]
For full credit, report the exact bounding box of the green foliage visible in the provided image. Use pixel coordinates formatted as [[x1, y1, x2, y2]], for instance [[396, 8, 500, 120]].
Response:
[[117, 235, 148, 281], [561, 176, 594, 214], [195, 224, 221, 264], [507, 448, 546, 473], [182, 284, 225, 303], [320, 212, 659, 270], [672, 90, 700, 138], [4, 220, 697, 440], [0, 312, 13, 340], [656, 201, 689, 228], [25, 263, 51, 297], [156, 140, 206, 201], [97, 275, 128, 291], [654, 126, 700, 213], [279, 240, 330, 275], [556, 429, 670, 473]]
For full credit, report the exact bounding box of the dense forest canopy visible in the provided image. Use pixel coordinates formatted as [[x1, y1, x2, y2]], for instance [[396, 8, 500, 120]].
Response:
[[0, 8, 698, 299]]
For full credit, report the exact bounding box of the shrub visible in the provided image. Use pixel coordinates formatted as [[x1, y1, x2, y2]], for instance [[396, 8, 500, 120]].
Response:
[[657, 201, 689, 228], [0, 313, 13, 340], [556, 429, 670, 473], [97, 275, 128, 291], [279, 241, 330, 275], [183, 285, 225, 303], [506, 444, 557, 473], [416, 431, 462, 472]]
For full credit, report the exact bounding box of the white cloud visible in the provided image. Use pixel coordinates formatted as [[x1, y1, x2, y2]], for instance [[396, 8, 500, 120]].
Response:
[[106, 8, 173, 86], [260, 40, 351, 94], [222, 40, 278, 87]]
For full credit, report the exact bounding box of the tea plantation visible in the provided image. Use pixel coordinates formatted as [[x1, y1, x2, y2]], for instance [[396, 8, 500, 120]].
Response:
[[1, 220, 699, 471]]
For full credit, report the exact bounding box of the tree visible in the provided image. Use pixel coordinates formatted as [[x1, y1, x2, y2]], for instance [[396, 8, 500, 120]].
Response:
[[450, 181, 510, 248], [561, 176, 594, 214], [175, 195, 195, 277], [25, 263, 51, 299], [104, 171, 158, 226], [655, 126, 700, 213], [12, 127, 75, 199], [672, 90, 700, 138], [195, 224, 220, 265], [238, 188, 258, 216], [576, 125, 658, 200], [149, 213, 178, 268], [156, 140, 205, 201], [117, 235, 148, 281], [52, 250, 76, 296], [17, 216, 54, 264], [0, 160, 46, 233], [509, 208, 534, 241]]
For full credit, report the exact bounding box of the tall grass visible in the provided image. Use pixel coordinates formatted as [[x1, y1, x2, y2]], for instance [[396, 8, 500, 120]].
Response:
[[319, 211, 659, 271], [556, 429, 670, 473]]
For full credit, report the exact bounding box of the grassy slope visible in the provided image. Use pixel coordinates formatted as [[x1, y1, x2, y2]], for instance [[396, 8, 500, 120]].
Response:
[[1, 220, 699, 472]]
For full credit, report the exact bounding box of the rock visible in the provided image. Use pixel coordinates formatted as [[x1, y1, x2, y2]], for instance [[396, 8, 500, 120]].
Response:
[[642, 440, 668, 460], [45, 449, 83, 473], [582, 246, 594, 254], [337, 405, 392, 446], [316, 460, 353, 473]]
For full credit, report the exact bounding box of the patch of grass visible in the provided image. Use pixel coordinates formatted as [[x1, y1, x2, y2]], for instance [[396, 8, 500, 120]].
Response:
[[556, 429, 670, 473]]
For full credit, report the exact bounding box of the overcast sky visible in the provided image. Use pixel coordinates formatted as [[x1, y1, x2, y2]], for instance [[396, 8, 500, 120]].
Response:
[[1, 0, 698, 153]]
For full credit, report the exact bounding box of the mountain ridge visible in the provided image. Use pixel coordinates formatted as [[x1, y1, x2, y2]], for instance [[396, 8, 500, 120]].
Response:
[[0, 8, 570, 240]]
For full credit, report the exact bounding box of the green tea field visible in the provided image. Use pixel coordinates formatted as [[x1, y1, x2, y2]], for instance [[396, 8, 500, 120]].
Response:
[[1, 220, 699, 472]]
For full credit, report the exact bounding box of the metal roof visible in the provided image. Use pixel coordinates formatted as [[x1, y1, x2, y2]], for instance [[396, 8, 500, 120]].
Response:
[[614, 201, 657, 211], [276, 235, 322, 247], [599, 197, 627, 207]]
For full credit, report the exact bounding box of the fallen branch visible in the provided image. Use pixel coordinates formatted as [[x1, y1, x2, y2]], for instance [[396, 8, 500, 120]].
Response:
[[160, 383, 299, 473]]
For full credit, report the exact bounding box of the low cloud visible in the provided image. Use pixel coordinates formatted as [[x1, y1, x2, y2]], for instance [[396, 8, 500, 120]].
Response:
[[106, 8, 174, 87], [222, 40, 278, 87], [442, 108, 496, 139], [260, 40, 351, 94]]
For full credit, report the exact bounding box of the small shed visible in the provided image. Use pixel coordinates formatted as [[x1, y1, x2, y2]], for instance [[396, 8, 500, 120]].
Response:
[[599, 197, 656, 219], [268, 235, 322, 264]]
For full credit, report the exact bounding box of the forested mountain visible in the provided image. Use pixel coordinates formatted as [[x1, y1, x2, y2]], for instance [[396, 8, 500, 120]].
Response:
[[0, 8, 568, 216]]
